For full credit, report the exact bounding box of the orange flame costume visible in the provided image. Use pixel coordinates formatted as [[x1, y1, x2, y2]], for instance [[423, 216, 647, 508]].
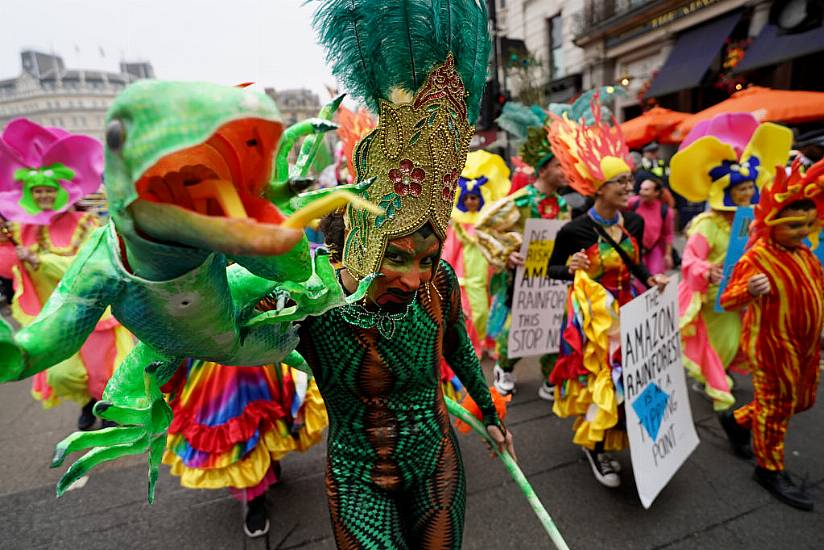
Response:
[[720, 159, 824, 471]]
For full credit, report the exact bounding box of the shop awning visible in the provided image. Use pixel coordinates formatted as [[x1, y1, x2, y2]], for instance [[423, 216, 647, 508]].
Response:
[[733, 23, 824, 73], [646, 10, 743, 98], [620, 107, 689, 148], [673, 86, 824, 137]]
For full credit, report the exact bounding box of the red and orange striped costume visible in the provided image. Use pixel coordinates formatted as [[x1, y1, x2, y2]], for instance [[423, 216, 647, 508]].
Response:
[[720, 238, 824, 471]]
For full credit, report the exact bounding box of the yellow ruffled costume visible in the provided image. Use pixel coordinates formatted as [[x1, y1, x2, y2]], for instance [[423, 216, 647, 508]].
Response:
[[162, 362, 327, 496], [553, 272, 628, 451]]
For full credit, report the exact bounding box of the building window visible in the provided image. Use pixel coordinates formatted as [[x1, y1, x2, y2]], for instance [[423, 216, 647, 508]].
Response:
[[548, 15, 564, 80]]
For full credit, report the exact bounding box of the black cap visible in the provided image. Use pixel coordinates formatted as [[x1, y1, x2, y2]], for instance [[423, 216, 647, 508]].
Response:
[[642, 141, 660, 153]]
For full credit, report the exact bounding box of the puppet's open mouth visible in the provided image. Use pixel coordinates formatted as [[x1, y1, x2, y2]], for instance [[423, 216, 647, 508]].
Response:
[[128, 118, 305, 257], [134, 117, 285, 223]]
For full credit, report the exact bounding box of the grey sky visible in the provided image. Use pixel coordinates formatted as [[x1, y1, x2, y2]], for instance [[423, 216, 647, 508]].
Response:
[[0, 0, 336, 100]]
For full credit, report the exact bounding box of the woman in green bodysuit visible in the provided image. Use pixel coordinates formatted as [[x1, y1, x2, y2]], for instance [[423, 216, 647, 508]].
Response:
[[290, 215, 512, 548]]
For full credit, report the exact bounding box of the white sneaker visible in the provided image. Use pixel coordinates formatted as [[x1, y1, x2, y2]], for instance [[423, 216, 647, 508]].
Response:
[[493, 364, 516, 395], [583, 448, 621, 488], [537, 381, 556, 402], [243, 518, 270, 539]]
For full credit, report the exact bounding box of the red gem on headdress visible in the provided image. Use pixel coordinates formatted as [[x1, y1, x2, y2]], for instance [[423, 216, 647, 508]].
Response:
[[389, 159, 425, 197], [442, 168, 460, 201]]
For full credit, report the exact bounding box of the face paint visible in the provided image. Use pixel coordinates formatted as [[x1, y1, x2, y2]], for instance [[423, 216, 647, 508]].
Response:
[[369, 230, 441, 312], [772, 209, 818, 249]]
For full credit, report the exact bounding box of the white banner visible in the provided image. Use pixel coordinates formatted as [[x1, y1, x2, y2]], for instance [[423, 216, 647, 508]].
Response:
[[506, 218, 568, 359], [620, 278, 699, 508]]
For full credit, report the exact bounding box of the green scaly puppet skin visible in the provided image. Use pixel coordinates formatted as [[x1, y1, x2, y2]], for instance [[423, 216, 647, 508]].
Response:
[[0, 81, 369, 501]]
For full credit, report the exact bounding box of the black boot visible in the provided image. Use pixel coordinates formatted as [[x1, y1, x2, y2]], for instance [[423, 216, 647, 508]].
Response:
[[754, 467, 814, 511], [718, 409, 753, 459], [243, 494, 270, 538], [77, 399, 97, 431]]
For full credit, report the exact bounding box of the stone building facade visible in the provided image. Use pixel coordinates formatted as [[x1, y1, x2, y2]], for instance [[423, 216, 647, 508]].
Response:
[[494, 0, 586, 103], [264, 88, 321, 126], [0, 51, 154, 140]]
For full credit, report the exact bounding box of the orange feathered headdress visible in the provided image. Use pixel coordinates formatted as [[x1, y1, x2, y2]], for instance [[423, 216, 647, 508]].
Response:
[[548, 94, 633, 196], [749, 157, 824, 247], [336, 105, 376, 181]]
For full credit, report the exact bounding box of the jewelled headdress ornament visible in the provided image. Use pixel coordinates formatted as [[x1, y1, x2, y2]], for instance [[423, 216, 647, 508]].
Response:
[[749, 157, 824, 246], [669, 113, 793, 212], [0, 118, 103, 224], [313, 0, 491, 279], [548, 94, 633, 197]]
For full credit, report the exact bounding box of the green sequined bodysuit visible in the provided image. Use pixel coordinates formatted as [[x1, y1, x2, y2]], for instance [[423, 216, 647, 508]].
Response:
[[297, 260, 499, 549]]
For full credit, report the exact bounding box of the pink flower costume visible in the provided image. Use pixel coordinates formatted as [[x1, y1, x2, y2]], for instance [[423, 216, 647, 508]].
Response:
[[0, 118, 133, 407], [669, 113, 793, 411], [441, 151, 512, 352]]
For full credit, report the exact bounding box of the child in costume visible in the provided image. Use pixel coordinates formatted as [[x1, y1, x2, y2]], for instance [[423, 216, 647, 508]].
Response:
[[719, 158, 824, 511], [0, 118, 133, 429], [475, 122, 571, 400], [293, 2, 513, 546], [441, 150, 511, 355], [161, 356, 327, 537], [669, 113, 793, 411], [546, 100, 668, 488]]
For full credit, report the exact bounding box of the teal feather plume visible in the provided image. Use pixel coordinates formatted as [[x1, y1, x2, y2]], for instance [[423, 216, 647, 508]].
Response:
[[496, 102, 546, 147], [548, 86, 626, 125], [312, 0, 490, 123]]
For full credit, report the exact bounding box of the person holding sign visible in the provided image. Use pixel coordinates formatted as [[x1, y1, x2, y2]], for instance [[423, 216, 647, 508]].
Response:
[[475, 124, 571, 399], [669, 113, 793, 411], [546, 98, 668, 488], [719, 159, 824, 511]]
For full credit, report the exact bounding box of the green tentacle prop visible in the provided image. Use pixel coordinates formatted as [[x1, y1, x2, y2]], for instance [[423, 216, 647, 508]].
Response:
[[292, 94, 345, 178], [444, 396, 571, 550], [274, 118, 338, 185]]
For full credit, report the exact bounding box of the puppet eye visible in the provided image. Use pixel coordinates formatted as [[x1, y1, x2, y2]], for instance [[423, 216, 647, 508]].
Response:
[[105, 119, 126, 152]]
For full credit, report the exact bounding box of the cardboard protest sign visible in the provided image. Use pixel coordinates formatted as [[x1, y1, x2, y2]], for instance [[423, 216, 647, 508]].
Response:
[[506, 218, 568, 359], [715, 206, 754, 312], [621, 278, 700, 508]]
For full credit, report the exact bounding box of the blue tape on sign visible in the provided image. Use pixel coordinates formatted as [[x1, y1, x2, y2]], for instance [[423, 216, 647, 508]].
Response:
[[715, 207, 754, 312], [632, 383, 670, 441]]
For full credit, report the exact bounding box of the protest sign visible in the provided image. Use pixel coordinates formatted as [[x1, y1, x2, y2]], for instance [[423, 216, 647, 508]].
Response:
[[715, 206, 754, 312], [806, 229, 824, 266], [621, 278, 700, 508], [506, 218, 568, 359]]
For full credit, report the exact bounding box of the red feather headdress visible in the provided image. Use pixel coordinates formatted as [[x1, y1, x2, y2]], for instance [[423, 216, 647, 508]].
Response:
[[749, 157, 824, 247]]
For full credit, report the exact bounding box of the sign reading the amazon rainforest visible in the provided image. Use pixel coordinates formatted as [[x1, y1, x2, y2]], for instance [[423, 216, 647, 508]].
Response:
[[621, 278, 700, 508]]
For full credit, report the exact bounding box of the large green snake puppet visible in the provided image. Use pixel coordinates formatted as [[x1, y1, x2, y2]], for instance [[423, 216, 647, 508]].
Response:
[[0, 81, 375, 500]]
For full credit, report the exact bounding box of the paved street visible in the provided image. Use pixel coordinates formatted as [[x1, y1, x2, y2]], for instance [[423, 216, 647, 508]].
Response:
[[0, 356, 822, 550]]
